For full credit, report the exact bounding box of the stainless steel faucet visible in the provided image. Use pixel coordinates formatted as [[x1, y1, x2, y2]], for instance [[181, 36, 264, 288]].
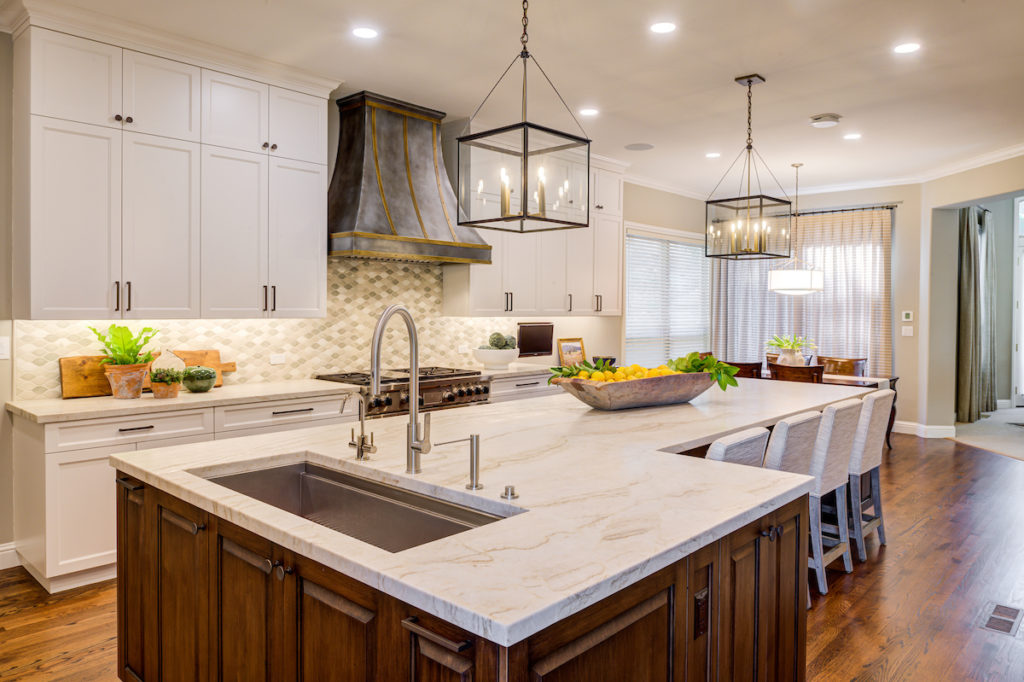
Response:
[[348, 393, 376, 460], [370, 304, 431, 474]]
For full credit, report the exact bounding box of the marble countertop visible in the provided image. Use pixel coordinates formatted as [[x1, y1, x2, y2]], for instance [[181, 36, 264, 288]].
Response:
[[6, 379, 359, 423], [110, 378, 871, 646]]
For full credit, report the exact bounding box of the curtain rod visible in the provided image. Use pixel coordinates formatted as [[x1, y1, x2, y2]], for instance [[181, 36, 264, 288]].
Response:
[[795, 204, 897, 217]]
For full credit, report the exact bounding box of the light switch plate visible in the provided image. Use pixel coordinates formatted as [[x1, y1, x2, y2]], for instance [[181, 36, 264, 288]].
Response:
[[0, 336, 9, 360], [270, 353, 287, 365], [901, 325, 914, 337], [901, 311, 914, 322], [458, 344, 470, 354]]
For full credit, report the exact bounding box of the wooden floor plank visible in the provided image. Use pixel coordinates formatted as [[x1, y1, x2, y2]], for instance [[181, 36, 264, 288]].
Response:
[[1, 434, 1024, 680]]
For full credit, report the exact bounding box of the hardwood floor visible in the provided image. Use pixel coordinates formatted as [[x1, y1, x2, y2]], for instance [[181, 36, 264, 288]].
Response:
[[2, 434, 1024, 680]]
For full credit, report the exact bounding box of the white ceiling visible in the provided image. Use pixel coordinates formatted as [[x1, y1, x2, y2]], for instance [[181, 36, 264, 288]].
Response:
[[34, 0, 1024, 195]]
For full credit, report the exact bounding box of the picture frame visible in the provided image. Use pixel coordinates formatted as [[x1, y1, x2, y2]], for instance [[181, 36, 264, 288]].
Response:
[[557, 338, 586, 366]]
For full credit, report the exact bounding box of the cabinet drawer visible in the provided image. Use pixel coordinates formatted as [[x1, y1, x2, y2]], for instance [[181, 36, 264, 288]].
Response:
[[214, 395, 350, 433], [490, 375, 560, 403], [44, 409, 214, 453]]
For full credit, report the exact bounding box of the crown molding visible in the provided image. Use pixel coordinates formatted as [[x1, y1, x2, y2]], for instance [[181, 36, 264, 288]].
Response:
[[0, 0, 26, 33], [623, 173, 704, 200], [11, 0, 341, 97], [591, 152, 630, 173], [915, 141, 1024, 183]]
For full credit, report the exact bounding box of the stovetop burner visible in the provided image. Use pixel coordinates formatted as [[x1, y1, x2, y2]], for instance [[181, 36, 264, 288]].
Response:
[[316, 367, 482, 386]]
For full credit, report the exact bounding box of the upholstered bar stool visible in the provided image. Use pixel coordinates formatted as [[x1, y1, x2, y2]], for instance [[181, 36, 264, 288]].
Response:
[[707, 427, 770, 467], [847, 389, 896, 561]]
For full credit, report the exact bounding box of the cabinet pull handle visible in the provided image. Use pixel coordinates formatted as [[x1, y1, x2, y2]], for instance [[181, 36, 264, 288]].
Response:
[[263, 285, 269, 311], [114, 281, 121, 312], [759, 527, 779, 542], [693, 587, 710, 639], [262, 142, 270, 149], [596, 204, 604, 210], [126, 281, 132, 311], [161, 508, 205, 535], [270, 143, 278, 151], [509, 291, 513, 312], [125, 115, 134, 124], [271, 285, 277, 312], [775, 524, 784, 539], [114, 114, 123, 122], [223, 538, 273, 575], [401, 616, 472, 653], [272, 407, 315, 416], [568, 293, 573, 312], [116, 477, 143, 492], [274, 563, 294, 581], [118, 424, 155, 433], [515, 381, 540, 388], [504, 292, 510, 312]]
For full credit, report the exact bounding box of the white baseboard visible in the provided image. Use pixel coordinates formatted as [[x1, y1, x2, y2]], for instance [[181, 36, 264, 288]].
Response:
[[0, 542, 19, 570], [997, 399, 1013, 410], [892, 420, 957, 439]]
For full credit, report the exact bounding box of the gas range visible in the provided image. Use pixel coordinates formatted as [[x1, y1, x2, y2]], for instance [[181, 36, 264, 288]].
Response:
[[316, 366, 490, 417]]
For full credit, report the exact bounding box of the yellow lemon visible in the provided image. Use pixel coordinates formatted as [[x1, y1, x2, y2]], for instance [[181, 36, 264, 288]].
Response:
[[630, 364, 644, 374], [577, 370, 590, 380], [591, 371, 605, 381]]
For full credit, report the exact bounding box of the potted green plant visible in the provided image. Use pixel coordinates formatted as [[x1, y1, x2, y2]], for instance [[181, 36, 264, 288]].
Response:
[[89, 324, 158, 399], [183, 366, 217, 393], [149, 368, 184, 399], [766, 335, 816, 366]]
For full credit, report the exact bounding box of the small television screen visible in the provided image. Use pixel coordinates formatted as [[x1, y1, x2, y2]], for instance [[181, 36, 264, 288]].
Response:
[[517, 322, 554, 357]]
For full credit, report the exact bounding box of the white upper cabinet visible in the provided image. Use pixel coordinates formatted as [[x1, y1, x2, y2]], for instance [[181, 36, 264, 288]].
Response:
[[28, 27, 122, 128], [122, 132, 201, 319], [565, 226, 595, 314], [592, 168, 623, 216], [537, 231, 569, 314], [123, 51, 201, 141], [592, 214, 623, 315], [269, 87, 327, 164], [465, 231, 507, 316], [268, 158, 327, 318], [201, 146, 270, 318], [29, 116, 122, 319], [201, 69, 270, 154], [502, 232, 539, 314]]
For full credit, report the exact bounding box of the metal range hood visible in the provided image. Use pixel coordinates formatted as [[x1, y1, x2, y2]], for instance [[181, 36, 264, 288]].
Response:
[[327, 92, 492, 264]]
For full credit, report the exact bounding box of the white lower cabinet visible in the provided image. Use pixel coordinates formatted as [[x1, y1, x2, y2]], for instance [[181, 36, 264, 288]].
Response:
[[490, 372, 560, 402]]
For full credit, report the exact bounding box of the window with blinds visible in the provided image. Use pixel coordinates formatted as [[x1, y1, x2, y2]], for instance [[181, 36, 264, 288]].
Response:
[[710, 208, 893, 376], [625, 233, 710, 367]]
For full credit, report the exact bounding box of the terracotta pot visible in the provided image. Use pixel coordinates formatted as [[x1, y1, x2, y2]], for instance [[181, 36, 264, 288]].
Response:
[[103, 363, 149, 399], [150, 382, 181, 399], [774, 348, 806, 366]]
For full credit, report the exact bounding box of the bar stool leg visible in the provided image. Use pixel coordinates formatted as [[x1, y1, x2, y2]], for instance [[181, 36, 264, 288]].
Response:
[[849, 473, 867, 562], [808, 495, 828, 595], [835, 484, 854, 573], [870, 467, 887, 546]]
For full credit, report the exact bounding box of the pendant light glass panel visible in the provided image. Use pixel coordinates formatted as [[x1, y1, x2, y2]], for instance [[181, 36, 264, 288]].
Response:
[[705, 194, 791, 259], [458, 122, 590, 233]]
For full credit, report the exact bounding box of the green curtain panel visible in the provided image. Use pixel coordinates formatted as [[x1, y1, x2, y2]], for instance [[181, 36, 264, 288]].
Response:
[[956, 207, 997, 423]]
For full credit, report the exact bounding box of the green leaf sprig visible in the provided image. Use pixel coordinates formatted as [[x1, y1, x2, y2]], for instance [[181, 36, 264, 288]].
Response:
[[548, 358, 616, 384], [667, 352, 740, 391], [766, 335, 816, 351], [89, 324, 157, 366]]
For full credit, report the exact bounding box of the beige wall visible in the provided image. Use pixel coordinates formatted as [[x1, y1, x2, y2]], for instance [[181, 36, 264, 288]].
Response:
[[1, 32, 13, 546], [623, 182, 704, 236]]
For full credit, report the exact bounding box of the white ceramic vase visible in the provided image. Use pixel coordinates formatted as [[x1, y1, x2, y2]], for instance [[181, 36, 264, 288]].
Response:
[[775, 348, 805, 366]]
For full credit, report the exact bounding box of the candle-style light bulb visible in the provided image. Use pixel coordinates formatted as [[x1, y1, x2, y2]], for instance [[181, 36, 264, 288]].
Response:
[[536, 166, 547, 218], [499, 167, 511, 217]]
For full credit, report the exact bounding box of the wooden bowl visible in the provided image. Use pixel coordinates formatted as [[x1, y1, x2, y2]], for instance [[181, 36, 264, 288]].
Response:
[[551, 372, 715, 410]]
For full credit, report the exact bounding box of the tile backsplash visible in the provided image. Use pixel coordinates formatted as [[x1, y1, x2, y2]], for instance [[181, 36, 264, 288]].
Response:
[[13, 259, 620, 399]]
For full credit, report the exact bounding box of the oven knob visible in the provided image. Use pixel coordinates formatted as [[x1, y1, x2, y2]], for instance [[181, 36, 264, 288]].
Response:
[[399, 393, 409, 405], [473, 385, 483, 395], [370, 396, 384, 409], [482, 385, 490, 394], [383, 395, 393, 407], [418, 395, 425, 407], [456, 386, 467, 397], [442, 391, 456, 403]]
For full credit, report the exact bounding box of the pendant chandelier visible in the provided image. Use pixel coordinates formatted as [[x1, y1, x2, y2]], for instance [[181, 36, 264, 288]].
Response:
[[456, 0, 591, 234], [705, 75, 791, 259], [768, 163, 824, 295]]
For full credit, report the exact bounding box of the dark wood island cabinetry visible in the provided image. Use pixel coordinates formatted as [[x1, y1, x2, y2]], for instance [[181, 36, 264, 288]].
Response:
[[116, 472, 808, 682]]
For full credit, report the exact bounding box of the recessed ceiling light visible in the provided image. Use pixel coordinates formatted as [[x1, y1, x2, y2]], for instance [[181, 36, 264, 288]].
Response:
[[352, 27, 379, 39], [809, 113, 842, 128], [843, 132, 862, 140], [893, 42, 920, 54], [650, 22, 676, 34], [705, 152, 721, 159], [579, 108, 599, 117], [625, 142, 654, 151]]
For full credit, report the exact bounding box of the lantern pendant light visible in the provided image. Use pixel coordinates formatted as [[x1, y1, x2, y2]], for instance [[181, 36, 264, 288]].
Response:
[[768, 163, 824, 295], [705, 75, 791, 259], [456, 0, 591, 234]]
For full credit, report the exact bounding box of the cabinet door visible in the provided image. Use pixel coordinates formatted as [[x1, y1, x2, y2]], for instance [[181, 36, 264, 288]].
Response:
[[202, 69, 270, 154], [201, 146, 270, 318], [537, 231, 569, 314], [565, 226, 594, 314], [592, 168, 622, 216], [146, 491, 209, 681], [211, 520, 276, 681], [401, 611, 486, 682], [503, 232, 538, 314], [720, 520, 773, 682], [30, 116, 122, 319], [269, 86, 327, 164], [28, 27, 122, 128], [685, 543, 720, 682], [269, 157, 327, 318], [468, 230, 508, 315], [592, 214, 623, 315], [44, 442, 134, 577], [770, 501, 808, 682], [122, 132, 201, 318], [123, 50, 201, 141], [116, 474, 146, 682]]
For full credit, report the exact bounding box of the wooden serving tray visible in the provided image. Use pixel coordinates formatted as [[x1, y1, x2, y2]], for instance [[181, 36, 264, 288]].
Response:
[[59, 350, 238, 398]]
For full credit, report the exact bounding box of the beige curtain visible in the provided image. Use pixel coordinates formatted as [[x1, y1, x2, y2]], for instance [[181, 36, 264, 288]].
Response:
[[711, 208, 893, 376], [956, 207, 997, 422]]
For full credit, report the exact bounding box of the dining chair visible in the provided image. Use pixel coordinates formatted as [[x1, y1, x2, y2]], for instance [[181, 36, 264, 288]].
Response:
[[847, 389, 896, 561], [768, 363, 824, 383], [766, 352, 779, 364], [725, 361, 763, 378], [805, 399, 862, 595], [706, 427, 770, 467], [818, 356, 868, 377]]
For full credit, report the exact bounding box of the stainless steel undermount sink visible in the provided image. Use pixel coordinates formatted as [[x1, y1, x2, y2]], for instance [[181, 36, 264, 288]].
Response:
[[208, 463, 506, 553]]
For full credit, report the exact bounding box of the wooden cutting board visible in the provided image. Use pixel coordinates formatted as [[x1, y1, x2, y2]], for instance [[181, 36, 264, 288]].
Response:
[[59, 352, 162, 399], [170, 350, 238, 388]]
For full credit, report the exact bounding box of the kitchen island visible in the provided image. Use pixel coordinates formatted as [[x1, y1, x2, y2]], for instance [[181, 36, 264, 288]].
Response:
[[111, 378, 871, 681]]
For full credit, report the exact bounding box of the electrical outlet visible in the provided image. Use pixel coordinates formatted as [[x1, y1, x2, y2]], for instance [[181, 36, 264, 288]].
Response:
[[270, 353, 287, 365], [0, 336, 9, 360], [901, 326, 914, 337], [458, 344, 469, 354]]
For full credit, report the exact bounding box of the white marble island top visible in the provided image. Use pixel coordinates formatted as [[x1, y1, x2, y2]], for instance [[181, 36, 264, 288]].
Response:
[[110, 378, 871, 646]]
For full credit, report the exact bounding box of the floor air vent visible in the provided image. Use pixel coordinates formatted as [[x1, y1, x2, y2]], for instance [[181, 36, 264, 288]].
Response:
[[981, 603, 1023, 635]]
